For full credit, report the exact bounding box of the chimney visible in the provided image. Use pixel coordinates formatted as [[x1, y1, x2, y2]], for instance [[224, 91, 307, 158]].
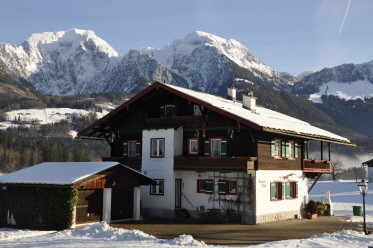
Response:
[[243, 91, 256, 113], [227, 84, 236, 102]]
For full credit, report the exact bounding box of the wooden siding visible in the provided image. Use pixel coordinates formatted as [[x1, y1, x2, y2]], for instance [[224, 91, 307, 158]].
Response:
[[183, 128, 256, 157], [73, 167, 142, 189], [257, 132, 303, 170], [102, 157, 141, 169], [75, 189, 103, 224], [174, 156, 256, 171]]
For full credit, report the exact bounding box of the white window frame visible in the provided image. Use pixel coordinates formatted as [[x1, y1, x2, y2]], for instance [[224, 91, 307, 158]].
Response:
[[210, 138, 221, 157], [288, 140, 295, 159], [151, 138, 165, 158], [188, 138, 198, 155], [274, 139, 281, 158], [193, 104, 203, 116], [164, 105, 176, 117], [128, 140, 137, 157]]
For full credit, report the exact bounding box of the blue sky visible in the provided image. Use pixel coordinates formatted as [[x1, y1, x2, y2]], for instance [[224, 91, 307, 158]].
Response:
[[1, 0, 372, 74]]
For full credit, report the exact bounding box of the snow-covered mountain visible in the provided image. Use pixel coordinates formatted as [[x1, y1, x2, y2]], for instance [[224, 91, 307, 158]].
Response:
[[0, 29, 296, 96], [0, 29, 171, 95], [144, 31, 296, 94], [293, 61, 373, 102]]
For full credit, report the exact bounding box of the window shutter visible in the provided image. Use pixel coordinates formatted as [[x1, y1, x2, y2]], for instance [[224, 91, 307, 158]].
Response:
[[295, 143, 299, 158], [123, 141, 128, 157], [285, 182, 291, 199], [281, 141, 286, 158], [160, 106, 165, 117], [296, 182, 298, 198], [204, 140, 210, 156], [218, 180, 226, 194], [282, 182, 285, 200], [205, 179, 214, 194], [270, 182, 276, 201], [136, 142, 141, 156], [221, 139, 227, 157], [285, 142, 290, 158], [271, 140, 276, 157]]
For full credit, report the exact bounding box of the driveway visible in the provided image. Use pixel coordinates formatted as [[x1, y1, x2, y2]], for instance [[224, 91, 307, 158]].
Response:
[[111, 216, 361, 246]]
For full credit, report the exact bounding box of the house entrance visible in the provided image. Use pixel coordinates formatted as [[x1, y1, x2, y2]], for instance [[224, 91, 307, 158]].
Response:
[[111, 187, 134, 220], [175, 179, 182, 208]]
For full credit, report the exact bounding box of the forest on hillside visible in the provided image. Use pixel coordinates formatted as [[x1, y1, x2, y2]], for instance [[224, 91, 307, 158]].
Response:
[[0, 123, 109, 174]]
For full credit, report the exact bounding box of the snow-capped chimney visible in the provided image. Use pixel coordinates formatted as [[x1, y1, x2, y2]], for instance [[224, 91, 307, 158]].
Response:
[[227, 84, 236, 102], [243, 91, 256, 113]]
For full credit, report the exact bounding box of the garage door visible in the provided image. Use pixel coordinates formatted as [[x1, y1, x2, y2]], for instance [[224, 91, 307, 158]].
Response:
[[76, 189, 103, 224]]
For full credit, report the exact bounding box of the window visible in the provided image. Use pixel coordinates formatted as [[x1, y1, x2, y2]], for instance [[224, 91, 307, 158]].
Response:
[[218, 180, 237, 195], [151, 138, 165, 158], [128, 141, 137, 157], [270, 182, 284, 201], [194, 104, 203, 116], [160, 105, 176, 117], [288, 141, 294, 159], [285, 181, 298, 199], [123, 140, 141, 157], [205, 138, 227, 157], [271, 140, 281, 158], [197, 179, 214, 194], [188, 138, 199, 155], [271, 140, 299, 159], [150, 179, 164, 195]]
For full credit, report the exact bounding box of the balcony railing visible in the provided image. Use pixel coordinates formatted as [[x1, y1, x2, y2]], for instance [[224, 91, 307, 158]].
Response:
[[102, 157, 141, 169], [303, 159, 332, 173], [174, 156, 256, 172]]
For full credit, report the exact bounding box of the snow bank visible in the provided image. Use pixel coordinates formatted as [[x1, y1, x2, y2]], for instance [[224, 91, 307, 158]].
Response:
[[0, 222, 209, 248]]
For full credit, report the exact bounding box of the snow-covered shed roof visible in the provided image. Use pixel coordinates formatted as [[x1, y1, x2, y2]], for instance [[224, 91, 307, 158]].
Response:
[[78, 82, 352, 145], [0, 162, 155, 186]]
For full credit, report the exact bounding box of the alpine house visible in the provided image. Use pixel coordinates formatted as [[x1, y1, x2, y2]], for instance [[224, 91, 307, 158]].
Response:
[[78, 82, 353, 224]]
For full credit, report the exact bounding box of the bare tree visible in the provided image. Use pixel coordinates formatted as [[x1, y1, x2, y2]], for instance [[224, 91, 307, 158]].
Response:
[[331, 161, 345, 181]]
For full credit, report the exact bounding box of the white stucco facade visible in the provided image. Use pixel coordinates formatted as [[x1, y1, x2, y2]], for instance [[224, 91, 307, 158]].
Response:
[[255, 170, 308, 223], [140, 127, 183, 218], [368, 167, 373, 182]]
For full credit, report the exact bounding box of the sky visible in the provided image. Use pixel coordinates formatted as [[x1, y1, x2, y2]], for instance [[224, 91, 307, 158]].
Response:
[[1, 0, 373, 74]]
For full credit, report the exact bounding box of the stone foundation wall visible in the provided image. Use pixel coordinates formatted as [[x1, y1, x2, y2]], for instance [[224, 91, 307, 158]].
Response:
[[256, 209, 301, 224]]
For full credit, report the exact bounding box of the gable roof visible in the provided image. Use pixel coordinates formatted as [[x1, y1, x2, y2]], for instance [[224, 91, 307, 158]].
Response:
[[78, 82, 352, 145], [0, 162, 155, 186]]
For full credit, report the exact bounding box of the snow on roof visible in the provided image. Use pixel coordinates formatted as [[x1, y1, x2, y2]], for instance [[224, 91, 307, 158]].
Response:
[[0, 162, 120, 185], [166, 84, 350, 143]]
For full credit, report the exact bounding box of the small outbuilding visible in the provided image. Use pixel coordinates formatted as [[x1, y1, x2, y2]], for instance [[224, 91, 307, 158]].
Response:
[[363, 159, 373, 182], [0, 162, 155, 230]]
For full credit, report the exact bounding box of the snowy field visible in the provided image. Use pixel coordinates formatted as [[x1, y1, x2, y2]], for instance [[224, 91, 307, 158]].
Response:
[[0, 181, 372, 248]]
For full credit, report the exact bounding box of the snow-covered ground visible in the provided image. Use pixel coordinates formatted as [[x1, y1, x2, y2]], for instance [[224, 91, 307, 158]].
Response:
[[308, 80, 373, 103], [3, 108, 108, 125], [0, 181, 372, 247], [0, 107, 111, 137]]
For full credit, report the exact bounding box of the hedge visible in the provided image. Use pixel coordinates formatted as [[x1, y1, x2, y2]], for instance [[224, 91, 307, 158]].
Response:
[[7, 186, 78, 230]]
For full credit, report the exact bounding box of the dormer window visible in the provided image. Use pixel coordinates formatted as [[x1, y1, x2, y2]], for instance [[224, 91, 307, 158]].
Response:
[[160, 105, 176, 117]]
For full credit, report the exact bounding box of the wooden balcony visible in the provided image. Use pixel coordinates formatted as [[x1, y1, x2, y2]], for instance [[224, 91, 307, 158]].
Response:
[[102, 157, 141, 170], [174, 156, 257, 172], [303, 159, 332, 173], [145, 115, 206, 128]]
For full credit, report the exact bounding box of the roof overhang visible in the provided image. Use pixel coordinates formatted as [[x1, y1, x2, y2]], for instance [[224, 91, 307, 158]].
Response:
[[77, 82, 353, 146]]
